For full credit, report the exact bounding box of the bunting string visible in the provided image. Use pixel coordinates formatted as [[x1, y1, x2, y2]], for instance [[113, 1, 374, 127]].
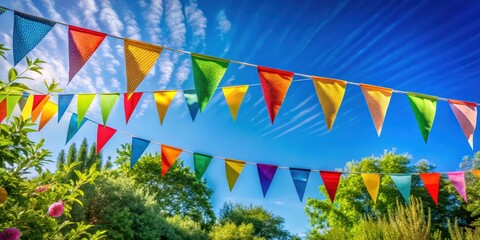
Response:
[[0, 6, 478, 107]]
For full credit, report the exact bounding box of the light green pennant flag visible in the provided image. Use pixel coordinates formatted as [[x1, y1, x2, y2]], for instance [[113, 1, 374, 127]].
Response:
[[191, 54, 230, 112], [100, 93, 119, 125], [194, 153, 213, 182], [77, 94, 96, 126], [6, 94, 22, 120], [407, 93, 438, 143]]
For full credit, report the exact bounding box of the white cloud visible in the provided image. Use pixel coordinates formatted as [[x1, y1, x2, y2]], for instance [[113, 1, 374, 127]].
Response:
[[216, 10, 231, 35], [67, 9, 82, 26], [110, 77, 121, 92], [184, 0, 207, 48], [99, 0, 124, 36], [143, 0, 164, 43], [124, 10, 141, 40], [77, 0, 99, 29], [136, 94, 152, 117], [159, 52, 174, 86], [165, 0, 186, 47], [175, 58, 191, 87]]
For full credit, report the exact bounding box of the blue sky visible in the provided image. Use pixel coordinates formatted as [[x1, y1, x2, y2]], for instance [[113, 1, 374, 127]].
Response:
[[0, 0, 479, 236]]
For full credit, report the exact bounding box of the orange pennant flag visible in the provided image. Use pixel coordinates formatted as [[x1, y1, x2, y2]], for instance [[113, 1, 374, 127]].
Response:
[[360, 84, 393, 136], [31, 95, 50, 122], [124, 39, 163, 94], [257, 66, 293, 123], [222, 85, 249, 122], [153, 90, 177, 125], [448, 99, 477, 149], [362, 173, 381, 204], [38, 101, 57, 131], [161, 144, 183, 176], [472, 170, 480, 178], [312, 77, 347, 131], [68, 26, 107, 82]]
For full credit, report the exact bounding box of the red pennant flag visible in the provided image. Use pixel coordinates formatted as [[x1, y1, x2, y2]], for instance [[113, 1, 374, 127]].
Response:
[[0, 99, 6, 122], [420, 173, 440, 205], [124, 92, 143, 124], [257, 66, 294, 123], [31, 95, 50, 122], [319, 171, 342, 203], [96, 125, 117, 154], [68, 25, 107, 82], [161, 144, 183, 176]]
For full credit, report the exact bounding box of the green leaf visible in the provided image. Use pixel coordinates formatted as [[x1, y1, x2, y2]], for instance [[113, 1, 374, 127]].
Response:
[[8, 68, 18, 82]]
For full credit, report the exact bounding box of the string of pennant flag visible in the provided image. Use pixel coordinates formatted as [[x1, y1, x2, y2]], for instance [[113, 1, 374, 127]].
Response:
[[3, 91, 479, 205], [0, 7, 477, 148]]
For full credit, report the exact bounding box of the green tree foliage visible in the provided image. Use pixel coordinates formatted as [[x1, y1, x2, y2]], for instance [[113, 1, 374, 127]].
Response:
[[113, 143, 216, 228], [57, 149, 66, 169], [305, 150, 469, 238], [218, 202, 291, 239], [209, 222, 264, 240], [460, 152, 480, 227], [77, 138, 88, 173]]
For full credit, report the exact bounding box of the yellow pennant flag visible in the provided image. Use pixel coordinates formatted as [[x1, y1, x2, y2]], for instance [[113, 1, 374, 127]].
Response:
[[225, 159, 245, 191], [472, 170, 480, 178], [311, 77, 347, 130], [31, 96, 50, 122], [21, 95, 34, 119], [124, 39, 163, 94], [153, 90, 177, 125], [38, 101, 58, 131], [222, 85, 249, 121], [362, 173, 381, 204], [359, 84, 393, 136]]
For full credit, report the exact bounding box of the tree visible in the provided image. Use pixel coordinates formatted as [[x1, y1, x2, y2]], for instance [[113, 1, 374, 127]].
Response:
[[77, 138, 88, 172], [460, 151, 480, 227], [66, 143, 77, 165], [209, 222, 264, 240], [57, 149, 66, 169], [218, 202, 291, 239], [305, 150, 466, 237], [86, 143, 102, 171], [112, 144, 216, 229]]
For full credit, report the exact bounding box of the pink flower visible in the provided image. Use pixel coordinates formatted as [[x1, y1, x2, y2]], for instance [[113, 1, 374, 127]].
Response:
[[35, 185, 50, 193], [0, 227, 20, 240], [48, 200, 64, 218]]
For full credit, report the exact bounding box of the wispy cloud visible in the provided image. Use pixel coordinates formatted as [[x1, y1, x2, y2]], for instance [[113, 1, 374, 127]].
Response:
[[175, 58, 191, 87], [143, 0, 164, 44], [184, 0, 207, 49], [99, 0, 124, 36], [165, 0, 186, 48], [216, 10, 231, 36], [77, 0, 100, 29], [124, 10, 141, 40]]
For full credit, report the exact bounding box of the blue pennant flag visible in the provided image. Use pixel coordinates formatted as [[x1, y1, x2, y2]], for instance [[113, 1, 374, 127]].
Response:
[[290, 168, 311, 201], [13, 12, 55, 65], [66, 113, 87, 144], [390, 174, 412, 204], [58, 94, 74, 122], [257, 163, 278, 197], [131, 137, 150, 168], [183, 90, 199, 121]]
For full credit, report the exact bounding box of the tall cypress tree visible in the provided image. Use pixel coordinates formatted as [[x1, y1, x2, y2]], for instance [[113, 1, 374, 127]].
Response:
[[66, 143, 77, 165], [57, 149, 66, 170], [86, 143, 100, 171], [77, 138, 89, 172]]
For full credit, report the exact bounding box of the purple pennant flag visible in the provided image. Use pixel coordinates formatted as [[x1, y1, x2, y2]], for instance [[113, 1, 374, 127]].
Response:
[[447, 172, 467, 203], [257, 163, 278, 197]]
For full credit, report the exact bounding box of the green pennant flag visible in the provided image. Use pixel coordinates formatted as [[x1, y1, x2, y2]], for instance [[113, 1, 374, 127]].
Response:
[[191, 54, 230, 112], [407, 93, 438, 143], [6, 94, 22, 120], [194, 153, 213, 182], [100, 93, 119, 125], [77, 94, 96, 126]]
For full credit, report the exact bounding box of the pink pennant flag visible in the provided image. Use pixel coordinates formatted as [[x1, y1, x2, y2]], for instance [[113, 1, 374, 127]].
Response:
[[448, 99, 477, 149], [447, 171, 467, 203], [124, 92, 143, 124]]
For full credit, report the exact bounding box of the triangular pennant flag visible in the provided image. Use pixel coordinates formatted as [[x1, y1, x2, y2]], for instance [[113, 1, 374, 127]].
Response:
[[362, 173, 381, 203], [194, 153, 213, 182], [257, 66, 294, 123], [319, 171, 342, 203], [124, 92, 143, 124], [66, 113, 87, 144], [124, 39, 163, 94], [472, 170, 480, 178], [0, 7, 6, 15], [359, 84, 393, 136], [131, 137, 150, 168], [222, 85, 249, 121], [100, 93, 119, 125], [257, 163, 278, 197], [447, 172, 467, 203], [0, 98, 6, 122], [96, 125, 117, 154], [68, 25, 106, 82], [448, 99, 477, 149], [419, 173, 440, 205], [38, 101, 57, 131], [191, 54, 230, 111], [225, 159, 245, 191], [184, 90, 199, 121], [407, 93, 438, 143], [21, 94, 33, 119], [161, 144, 183, 176], [13, 12, 55, 65], [312, 77, 347, 131], [390, 174, 412, 204], [77, 94, 96, 127], [290, 168, 310, 202], [153, 91, 177, 125], [31, 95, 50, 122], [6, 94, 22, 120], [17, 93, 29, 111], [58, 94, 74, 122]]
